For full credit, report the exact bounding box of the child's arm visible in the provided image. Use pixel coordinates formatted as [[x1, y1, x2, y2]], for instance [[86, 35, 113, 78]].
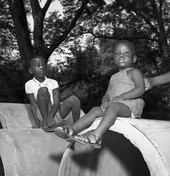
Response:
[[27, 93, 40, 128], [113, 69, 145, 101], [47, 88, 60, 119]]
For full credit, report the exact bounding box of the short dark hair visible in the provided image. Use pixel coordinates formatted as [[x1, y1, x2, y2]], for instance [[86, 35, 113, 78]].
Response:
[[30, 56, 46, 66], [114, 40, 136, 55]]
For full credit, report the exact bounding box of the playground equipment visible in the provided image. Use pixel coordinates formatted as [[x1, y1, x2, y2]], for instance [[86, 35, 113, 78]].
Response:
[[58, 117, 170, 176], [0, 103, 170, 176], [0, 103, 83, 176]]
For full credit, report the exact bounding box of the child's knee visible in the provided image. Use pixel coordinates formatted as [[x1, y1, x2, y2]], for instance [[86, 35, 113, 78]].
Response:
[[68, 95, 80, 106], [91, 106, 102, 116], [37, 87, 49, 98], [109, 102, 120, 110]]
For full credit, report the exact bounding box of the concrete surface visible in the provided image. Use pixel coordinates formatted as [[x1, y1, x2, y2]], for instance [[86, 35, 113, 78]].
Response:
[[0, 103, 35, 129], [59, 117, 170, 176], [1, 103, 170, 176], [0, 129, 69, 176], [0, 103, 84, 176], [0, 103, 84, 129]]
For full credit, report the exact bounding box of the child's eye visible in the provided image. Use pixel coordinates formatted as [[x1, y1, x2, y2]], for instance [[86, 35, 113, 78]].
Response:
[[34, 64, 46, 68], [124, 51, 130, 55], [114, 52, 119, 56]]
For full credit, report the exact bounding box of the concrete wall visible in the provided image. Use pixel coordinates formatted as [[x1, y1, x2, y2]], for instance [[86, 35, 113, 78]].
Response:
[[59, 117, 170, 176], [0, 129, 68, 176], [0, 103, 170, 176], [0, 103, 83, 176]]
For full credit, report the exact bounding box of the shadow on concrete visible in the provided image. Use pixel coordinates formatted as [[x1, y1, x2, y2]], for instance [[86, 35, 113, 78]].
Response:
[[62, 131, 150, 176], [49, 152, 65, 163], [0, 157, 4, 176]]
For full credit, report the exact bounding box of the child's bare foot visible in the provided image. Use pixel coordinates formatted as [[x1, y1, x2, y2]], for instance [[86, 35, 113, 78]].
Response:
[[41, 122, 48, 130]]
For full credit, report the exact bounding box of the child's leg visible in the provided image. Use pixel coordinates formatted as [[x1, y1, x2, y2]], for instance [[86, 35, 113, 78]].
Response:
[[94, 102, 131, 138], [75, 102, 131, 147], [54, 106, 103, 140], [72, 106, 104, 133], [37, 87, 51, 128], [59, 95, 81, 123]]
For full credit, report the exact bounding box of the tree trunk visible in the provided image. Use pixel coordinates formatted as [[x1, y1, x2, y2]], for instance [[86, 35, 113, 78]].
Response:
[[8, 0, 33, 81]]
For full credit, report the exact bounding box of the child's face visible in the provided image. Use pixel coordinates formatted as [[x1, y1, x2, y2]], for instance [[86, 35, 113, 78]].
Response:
[[113, 42, 136, 70], [29, 57, 47, 79]]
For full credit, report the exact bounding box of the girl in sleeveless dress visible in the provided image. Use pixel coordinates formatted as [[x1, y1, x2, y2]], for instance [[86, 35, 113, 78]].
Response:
[[54, 40, 145, 148]]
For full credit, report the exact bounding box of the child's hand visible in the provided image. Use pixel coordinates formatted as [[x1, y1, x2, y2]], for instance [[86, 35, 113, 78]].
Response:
[[100, 106, 106, 112], [101, 101, 109, 112], [40, 121, 48, 129], [144, 77, 153, 91], [47, 118, 56, 127]]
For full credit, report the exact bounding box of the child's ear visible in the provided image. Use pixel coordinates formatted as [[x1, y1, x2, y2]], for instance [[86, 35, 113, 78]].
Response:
[[132, 55, 137, 64], [29, 67, 33, 74]]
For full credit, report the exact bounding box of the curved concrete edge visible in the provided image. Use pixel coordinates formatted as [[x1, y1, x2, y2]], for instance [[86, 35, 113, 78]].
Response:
[[0, 131, 18, 176], [0, 103, 37, 129], [58, 146, 72, 176], [0, 114, 7, 129], [0, 129, 69, 176], [0, 103, 85, 129], [78, 117, 170, 176]]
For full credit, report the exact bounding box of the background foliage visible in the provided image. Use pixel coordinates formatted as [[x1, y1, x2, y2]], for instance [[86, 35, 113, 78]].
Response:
[[0, 0, 170, 119]]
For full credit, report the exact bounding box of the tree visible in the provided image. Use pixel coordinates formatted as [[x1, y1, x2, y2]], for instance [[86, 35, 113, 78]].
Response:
[[1, 0, 170, 118], [7, 0, 106, 80], [5, 0, 170, 78]]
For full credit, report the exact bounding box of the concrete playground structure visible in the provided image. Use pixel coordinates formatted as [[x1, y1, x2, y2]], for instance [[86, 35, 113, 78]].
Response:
[[0, 103, 170, 176], [0, 103, 83, 176], [59, 117, 170, 176]]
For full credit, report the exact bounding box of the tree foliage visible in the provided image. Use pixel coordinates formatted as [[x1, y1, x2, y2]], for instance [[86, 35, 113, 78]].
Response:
[[4, 0, 170, 74], [0, 0, 170, 119]]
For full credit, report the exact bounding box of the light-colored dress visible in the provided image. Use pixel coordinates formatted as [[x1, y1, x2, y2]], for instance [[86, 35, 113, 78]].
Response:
[[107, 68, 145, 118]]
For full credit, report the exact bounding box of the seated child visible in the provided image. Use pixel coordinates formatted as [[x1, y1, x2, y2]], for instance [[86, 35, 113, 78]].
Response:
[[54, 40, 145, 148], [25, 56, 81, 131]]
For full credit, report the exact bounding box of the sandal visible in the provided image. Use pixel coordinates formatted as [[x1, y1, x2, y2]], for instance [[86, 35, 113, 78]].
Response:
[[54, 125, 77, 140], [74, 130, 102, 149]]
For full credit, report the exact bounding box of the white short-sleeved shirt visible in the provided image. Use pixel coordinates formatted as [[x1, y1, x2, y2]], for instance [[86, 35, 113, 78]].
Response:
[[25, 77, 59, 105]]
